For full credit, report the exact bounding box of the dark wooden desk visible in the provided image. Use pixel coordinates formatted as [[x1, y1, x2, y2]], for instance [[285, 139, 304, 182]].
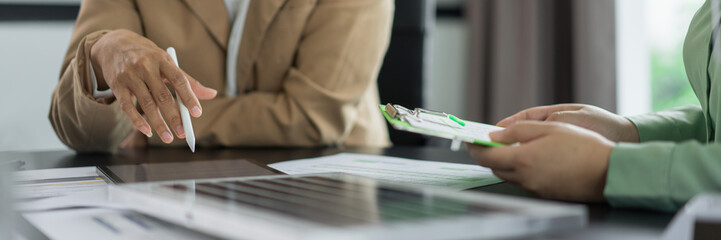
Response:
[[4, 146, 675, 239]]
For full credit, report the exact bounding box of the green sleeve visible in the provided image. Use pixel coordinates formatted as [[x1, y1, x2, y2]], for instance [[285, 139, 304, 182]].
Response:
[[604, 141, 721, 212], [626, 105, 706, 143]]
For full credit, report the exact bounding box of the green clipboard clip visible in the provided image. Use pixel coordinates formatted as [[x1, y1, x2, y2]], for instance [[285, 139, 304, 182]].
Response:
[[380, 103, 505, 149]]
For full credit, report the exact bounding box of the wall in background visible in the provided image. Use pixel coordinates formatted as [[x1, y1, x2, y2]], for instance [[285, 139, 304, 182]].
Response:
[[0, 22, 74, 151]]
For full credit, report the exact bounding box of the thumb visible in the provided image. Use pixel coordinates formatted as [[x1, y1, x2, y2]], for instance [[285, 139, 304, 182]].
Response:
[[496, 116, 517, 128], [490, 121, 560, 144]]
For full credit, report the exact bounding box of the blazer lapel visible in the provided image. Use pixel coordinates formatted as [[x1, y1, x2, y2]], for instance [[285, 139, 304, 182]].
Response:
[[183, 0, 230, 50], [236, 0, 287, 91], [241, 0, 287, 60]]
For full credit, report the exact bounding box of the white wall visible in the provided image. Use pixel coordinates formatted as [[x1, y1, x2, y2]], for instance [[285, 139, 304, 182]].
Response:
[[0, 22, 74, 151]]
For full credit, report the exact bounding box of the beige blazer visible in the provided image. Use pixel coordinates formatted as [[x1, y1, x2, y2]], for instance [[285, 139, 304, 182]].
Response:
[[50, 0, 393, 152]]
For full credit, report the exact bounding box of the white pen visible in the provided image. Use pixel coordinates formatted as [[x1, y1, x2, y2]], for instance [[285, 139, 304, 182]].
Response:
[[166, 47, 196, 152]]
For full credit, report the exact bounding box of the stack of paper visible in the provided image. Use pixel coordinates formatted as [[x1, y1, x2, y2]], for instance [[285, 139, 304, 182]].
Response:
[[269, 153, 502, 190], [14, 167, 215, 240]]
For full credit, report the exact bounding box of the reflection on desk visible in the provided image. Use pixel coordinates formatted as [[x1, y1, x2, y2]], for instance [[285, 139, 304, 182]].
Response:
[[3, 146, 676, 239], [110, 173, 587, 239]]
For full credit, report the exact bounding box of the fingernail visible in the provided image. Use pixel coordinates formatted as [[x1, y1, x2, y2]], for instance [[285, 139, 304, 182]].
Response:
[[191, 106, 202, 117], [175, 125, 184, 136], [161, 131, 173, 143], [140, 126, 152, 138]]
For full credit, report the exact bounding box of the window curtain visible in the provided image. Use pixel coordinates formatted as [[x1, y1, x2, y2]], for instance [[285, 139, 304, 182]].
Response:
[[465, 0, 617, 124]]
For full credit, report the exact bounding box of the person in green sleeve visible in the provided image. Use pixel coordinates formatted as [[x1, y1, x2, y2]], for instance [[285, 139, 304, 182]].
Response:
[[467, 0, 721, 212]]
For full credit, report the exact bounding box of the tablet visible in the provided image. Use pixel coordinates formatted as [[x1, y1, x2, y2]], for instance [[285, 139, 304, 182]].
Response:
[[97, 159, 281, 184], [110, 173, 587, 239]]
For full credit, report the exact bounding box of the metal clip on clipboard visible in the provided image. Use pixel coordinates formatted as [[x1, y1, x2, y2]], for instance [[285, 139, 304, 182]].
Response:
[[385, 104, 465, 127], [385, 104, 466, 151]]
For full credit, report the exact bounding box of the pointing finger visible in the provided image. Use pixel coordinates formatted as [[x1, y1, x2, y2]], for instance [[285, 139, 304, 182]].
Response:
[[160, 52, 202, 118]]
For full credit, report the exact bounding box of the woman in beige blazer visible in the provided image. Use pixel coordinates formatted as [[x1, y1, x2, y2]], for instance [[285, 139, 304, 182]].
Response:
[[50, 0, 393, 152]]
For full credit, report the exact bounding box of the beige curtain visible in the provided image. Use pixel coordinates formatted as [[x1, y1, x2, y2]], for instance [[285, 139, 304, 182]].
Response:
[[466, 0, 616, 123]]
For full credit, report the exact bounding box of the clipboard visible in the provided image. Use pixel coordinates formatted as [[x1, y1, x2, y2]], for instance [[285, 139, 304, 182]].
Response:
[[380, 104, 504, 147]]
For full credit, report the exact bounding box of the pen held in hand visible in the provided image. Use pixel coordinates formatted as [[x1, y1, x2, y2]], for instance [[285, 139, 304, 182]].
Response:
[[166, 47, 196, 153]]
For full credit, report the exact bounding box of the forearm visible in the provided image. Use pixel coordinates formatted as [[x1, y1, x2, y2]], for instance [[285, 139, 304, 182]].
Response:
[[626, 105, 707, 142], [49, 32, 134, 152], [194, 93, 320, 147], [50, 0, 143, 152], [193, 71, 374, 147], [605, 141, 721, 212]]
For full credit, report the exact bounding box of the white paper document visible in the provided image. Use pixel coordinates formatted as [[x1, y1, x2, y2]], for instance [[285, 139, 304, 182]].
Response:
[[24, 208, 217, 240], [14, 167, 106, 200], [409, 112, 504, 143], [15, 167, 216, 239], [269, 153, 502, 190], [13, 167, 119, 212], [14, 166, 97, 182]]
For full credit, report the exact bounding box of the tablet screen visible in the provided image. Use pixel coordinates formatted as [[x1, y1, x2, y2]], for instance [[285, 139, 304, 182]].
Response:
[[98, 159, 281, 183]]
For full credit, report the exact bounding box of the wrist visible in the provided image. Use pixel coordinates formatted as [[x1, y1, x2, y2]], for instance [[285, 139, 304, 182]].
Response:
[[619, 117, 640, 143], [90, 35, 109, 90]]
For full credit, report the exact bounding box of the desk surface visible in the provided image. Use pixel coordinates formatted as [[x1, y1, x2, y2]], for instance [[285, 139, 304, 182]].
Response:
[[3, 146, 675, 239]]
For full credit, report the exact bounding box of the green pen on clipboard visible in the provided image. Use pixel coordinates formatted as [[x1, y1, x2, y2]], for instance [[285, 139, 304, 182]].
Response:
[[448, 114, 466, 127]]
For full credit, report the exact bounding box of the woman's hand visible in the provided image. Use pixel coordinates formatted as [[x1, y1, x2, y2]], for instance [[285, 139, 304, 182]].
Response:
[[497, 104, 639, 143], [90, 29, 218, 143], [468, 121, 615, 202]]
